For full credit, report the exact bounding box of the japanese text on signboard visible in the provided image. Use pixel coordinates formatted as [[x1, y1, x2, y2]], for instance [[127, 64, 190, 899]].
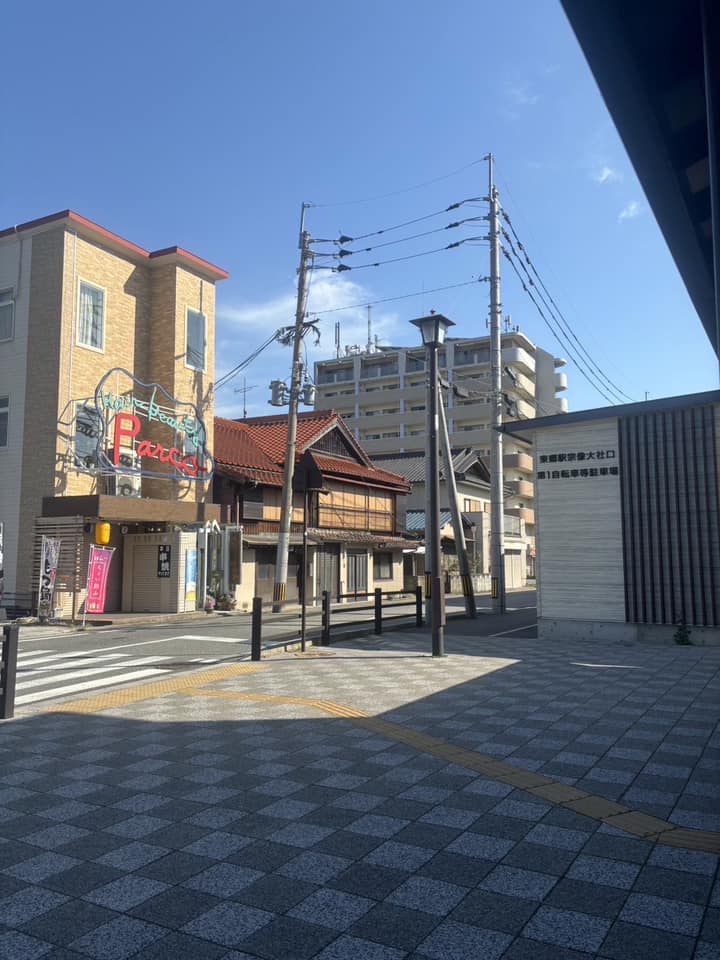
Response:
[[537, 449, 619, 480]]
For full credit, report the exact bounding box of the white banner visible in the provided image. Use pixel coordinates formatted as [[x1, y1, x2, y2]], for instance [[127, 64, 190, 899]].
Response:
[[38, 536, 61, 620]]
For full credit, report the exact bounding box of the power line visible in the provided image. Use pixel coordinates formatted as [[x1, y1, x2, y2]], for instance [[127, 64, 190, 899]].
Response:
[[501, 207, 634, 402], [317, 198, 483, 246], [326, 217, 486, 258], [214, 331, 280, 392], [502, 246, 617, 405], [329, 236, 488, 273], [309, 277, 490, 317], [306, 158, 487, 208]]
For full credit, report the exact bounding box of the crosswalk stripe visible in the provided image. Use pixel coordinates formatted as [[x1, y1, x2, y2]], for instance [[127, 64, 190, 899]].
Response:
[[18, 650, 126, 667], [15, 668, 169, 706], [17, 657, 172, 691], [18, 654, 126, 672]]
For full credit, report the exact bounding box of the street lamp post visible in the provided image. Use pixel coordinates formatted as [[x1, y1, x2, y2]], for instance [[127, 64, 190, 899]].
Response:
[[411, 313, 455, 657]]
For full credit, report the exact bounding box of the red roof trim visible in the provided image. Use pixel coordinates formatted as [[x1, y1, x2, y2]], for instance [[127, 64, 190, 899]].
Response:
[[0, 210, 228, 281]]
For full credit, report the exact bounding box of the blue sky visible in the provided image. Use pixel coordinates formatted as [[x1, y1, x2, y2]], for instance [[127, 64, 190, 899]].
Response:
[[3, 0, 717, 419]]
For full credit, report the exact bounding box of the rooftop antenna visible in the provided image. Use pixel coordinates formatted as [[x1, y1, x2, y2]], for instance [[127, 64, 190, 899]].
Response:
[[367, 305, 373, 354], [335, 321, 341, 359], [504, 313, 512, 333]]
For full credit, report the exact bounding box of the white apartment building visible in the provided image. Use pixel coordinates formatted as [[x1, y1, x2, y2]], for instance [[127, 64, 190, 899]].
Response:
[[313, 329, 568, 541]]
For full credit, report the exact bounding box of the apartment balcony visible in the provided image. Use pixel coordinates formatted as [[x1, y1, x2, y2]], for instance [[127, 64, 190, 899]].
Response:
[[359, 410, 403, 429], [504, 451, 534, 474], [357, 434, 404, 454], [514, 398, 536, 420], [502, 346, 535, 375], [507, 479, 534, 499], [554, 371, 568, 392], [506, 506, 535, 525], [504, 369, 535, 399], [558, 397, 569, 413]]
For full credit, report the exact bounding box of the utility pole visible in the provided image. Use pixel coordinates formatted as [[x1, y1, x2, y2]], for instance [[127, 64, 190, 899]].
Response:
[[488, 154, 507, 614], [272, 204, 312, 611], [438, 392, 477, 618]]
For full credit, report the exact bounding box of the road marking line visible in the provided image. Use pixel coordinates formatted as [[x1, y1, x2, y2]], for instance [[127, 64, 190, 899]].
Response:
[[17, 657, 171, 691], [490, 623, 538, 637], [170, 635, 250, 644], [18, 652, 126, 667], [16, 668, 169, 705]]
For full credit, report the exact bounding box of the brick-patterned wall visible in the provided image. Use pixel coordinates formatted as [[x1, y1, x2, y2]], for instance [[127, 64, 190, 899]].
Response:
[[16, 230, 65, 594]]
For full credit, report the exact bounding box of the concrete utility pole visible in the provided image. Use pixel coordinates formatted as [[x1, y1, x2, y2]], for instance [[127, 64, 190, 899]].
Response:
[[487, 154, 507, 614], [272, 204, 312, 611], [438, 393, 477, 618]]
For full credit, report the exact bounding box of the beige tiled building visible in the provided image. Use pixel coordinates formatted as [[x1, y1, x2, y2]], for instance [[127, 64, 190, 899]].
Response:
[[0, 211, 227, 616], [314, 329, 568, 548]]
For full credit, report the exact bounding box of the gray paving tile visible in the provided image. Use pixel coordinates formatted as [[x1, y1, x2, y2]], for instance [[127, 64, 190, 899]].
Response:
[[522, 905, 611, 952], [0, 929, 54, 959], [419, 850, 495, 887], [330, 862, 407, 900], [481, 864, 557, 901], [69, 916, 166, 960], [416, 918, 512, 960], [451, 888, 537, 934], [240, 915, 338, 960], [82, 876, 168, 912], [633, 864, 713, 904], [267, 823, 334, 848], [501, 937, 590, 960], [619, 892, 703, 936], [600, 920, 695, 960], [234, 874, 317, 913], [419, 806, 480, 829], [315, 935, 405, 960], [581, 832, 652, 864], [364, 840, 435, 872], [525, 823, 593, 852], [566, 854, 640, 890], [647, 844, 718, 876], [349, 902, 438, 951], [0, 888, 68, 926], [22, 826, 91, 851], [345, 815, 409, 839], [181, 901, 273, 947], [288, 888, 374, 930], [182, 862, 263, 897], [276, 851, 351, 884], [446, 832, 515, 861], [17, 900, 116, 947], [5, 853, 81, 883], [128, 930, 227, 960], [135, 851, 215, 884], [546, 877, 628, 919], [181, 831, 253, 860], [130, 887, 222, 930], [386, 876, 467, 916], [95, 842, 169, 873], [229, 840, 309, 872]]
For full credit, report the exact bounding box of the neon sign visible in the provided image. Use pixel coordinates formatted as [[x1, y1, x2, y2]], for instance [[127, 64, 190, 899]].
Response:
[[86, 368, 213, 483]]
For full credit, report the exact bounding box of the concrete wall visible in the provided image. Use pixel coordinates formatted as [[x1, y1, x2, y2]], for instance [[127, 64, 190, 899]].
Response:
[[535, 418, 625, 623], [0, 235, 31, 596]]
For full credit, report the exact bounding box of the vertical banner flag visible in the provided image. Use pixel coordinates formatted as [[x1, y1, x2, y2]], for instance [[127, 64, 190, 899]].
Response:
[[38, 536, 62, 619], [85, 545, 115, 615], [185, 549, 198, 606]]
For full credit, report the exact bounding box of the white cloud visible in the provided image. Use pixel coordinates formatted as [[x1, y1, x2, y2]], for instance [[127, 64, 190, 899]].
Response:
[[213, 275, 406, 419], [594, 165, 622, 185], [503, 82, 539, 107], [618, 200, 642, 222]]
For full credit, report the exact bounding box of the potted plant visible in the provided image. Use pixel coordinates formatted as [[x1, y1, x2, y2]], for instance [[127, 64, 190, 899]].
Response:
[[204, 594, 216, 613]]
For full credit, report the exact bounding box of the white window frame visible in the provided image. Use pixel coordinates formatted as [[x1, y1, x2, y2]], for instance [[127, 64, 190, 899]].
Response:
[[77, 279, 106, 353], [185, 307, 206, 372], [0, 395, 8, 449], [0, 289, 14, 343]]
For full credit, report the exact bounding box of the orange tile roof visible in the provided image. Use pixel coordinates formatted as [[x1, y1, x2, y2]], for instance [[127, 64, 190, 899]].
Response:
[[312, 454, 410, 492], [213, 418, 284, 486], [214, 412, 408, 493], [237, 410, 339, 465]]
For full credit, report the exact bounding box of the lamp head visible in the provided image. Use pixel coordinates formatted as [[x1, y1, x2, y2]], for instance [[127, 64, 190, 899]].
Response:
[[410, 313, 454, 346]]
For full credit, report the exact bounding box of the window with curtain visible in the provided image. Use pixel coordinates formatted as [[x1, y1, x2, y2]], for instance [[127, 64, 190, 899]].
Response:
[[186, 309, 206, 370], [0, 396, 8, 447], [373, 551, 393, 580], [0, 290, 14, 342], [78, 282, 105, 350]]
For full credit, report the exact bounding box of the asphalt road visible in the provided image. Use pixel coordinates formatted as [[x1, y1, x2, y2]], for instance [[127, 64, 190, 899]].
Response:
[[13, 590, 537, 712]]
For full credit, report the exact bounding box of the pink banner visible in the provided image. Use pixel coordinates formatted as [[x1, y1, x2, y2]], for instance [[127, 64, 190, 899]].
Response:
[[85, 546, 114, 614]]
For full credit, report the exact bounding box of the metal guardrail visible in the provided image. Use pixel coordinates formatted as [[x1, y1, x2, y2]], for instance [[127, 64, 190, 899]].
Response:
[[1, 623, 19, 720], [322, 586, 423, 644]]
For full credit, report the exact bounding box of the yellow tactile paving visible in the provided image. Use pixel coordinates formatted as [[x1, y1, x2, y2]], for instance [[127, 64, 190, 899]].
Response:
[[180, 686, 720, 854], [46, 667, 720, 854], [43, 664, 266, 714]]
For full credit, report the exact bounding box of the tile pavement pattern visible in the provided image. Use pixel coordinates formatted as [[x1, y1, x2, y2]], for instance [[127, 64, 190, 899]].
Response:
[[0, 632, 718, 958]]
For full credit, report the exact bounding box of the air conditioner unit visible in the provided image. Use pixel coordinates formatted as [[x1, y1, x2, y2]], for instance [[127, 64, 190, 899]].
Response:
[[108, 448, 142, 498], [115, 473, 142, 498]]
